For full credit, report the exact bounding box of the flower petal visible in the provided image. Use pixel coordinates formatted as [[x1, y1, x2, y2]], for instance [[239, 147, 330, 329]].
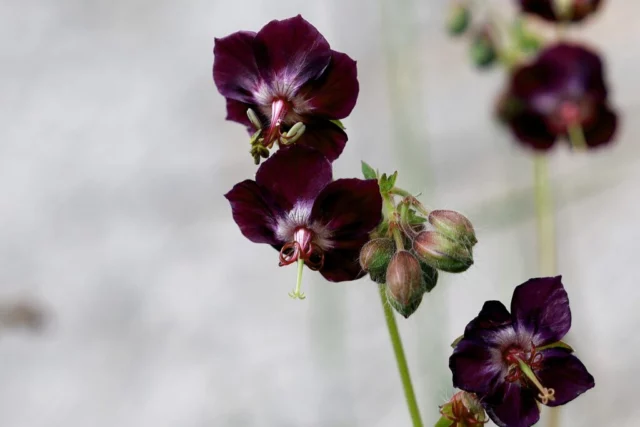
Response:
[[508, 110, 557, 150], [224, 180, 282, 245], [511, 276, 571, 345], [309, 178, 382, 247], [297, 120, 348, 162], [484, 382, 540, 427], [297, 50, 359, 119], [255, 145, 332, 212], [583, 103, 618, 148], [224, 98, 255, 132], [319, 246, 366, 282], [464, 300, 513, 337], [449, 338, 504, 396], [253, 15, 331, 93], [537, 348, 595, 406], [213, 31, 260, 103]]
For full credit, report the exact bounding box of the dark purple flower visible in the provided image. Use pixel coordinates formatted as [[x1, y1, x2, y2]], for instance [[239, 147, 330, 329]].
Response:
[[518, 0, 603, 23], [213, 15, 359, 163], [224, 145, 382, 297], [450, 276, 594, 427], [497, 43, 618, 151]]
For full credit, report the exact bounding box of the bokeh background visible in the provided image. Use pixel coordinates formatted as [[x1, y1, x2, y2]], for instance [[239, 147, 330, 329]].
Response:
[[1, 0, 639, 426]]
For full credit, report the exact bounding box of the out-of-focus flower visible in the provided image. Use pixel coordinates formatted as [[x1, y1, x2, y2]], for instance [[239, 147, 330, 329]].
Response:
[[450, 276, 594, 427], [213, 15, 359, 163], [497, 43, 618, 151], [225, 146, 381, 297], [518, 0, 603, 23]]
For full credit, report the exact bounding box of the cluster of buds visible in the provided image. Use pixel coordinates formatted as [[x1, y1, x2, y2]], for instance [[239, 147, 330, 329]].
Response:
[[358, 163, 477, 318], [436, 391, 488, 427]]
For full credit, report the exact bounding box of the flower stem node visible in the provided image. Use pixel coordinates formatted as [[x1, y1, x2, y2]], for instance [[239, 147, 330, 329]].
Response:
[[385, 251, 425, 318], [359, 238, 396, 284], [413, 231, 474, 273]]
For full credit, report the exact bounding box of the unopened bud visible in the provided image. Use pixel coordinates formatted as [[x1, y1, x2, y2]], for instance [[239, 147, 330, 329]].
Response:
[[359, 238, 395, 284], [419, 259, 439, 293], [438, 391, 487, 426], [470, 29, 497, 69], [385, 251, 425, 318], [428, 210, 477, 246], [447, 2, 470, 36], [413, 231, 473, 273]]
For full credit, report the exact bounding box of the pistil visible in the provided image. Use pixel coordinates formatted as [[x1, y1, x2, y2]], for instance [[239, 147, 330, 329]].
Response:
[[515, 356, 556, 404]]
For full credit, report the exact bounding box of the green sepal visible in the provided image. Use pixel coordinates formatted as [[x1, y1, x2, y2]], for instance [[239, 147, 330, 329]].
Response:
[[419, 260, 439, 293], [361, 161, 378, 180], [330, 119, 346, 130], [536, 341, 574, 352], [386, 288, 424, 319], [379, 171, 398, 193], [451, 335, 464, 348], [434, 416, 454, 427], [407, 209, 427, 224]]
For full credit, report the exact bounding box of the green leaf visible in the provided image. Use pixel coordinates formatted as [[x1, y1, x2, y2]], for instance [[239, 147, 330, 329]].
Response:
[[361, 161, 377, 180], [451, 335, 464, 348], [536, 341, 574, 353], [434, 415, 454, 427], [379, 173, 395, 193], [330, 119, 346, 130], [387, 171, 398, 188]]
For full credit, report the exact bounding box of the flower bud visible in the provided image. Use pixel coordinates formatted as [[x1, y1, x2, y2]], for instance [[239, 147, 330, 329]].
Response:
[[418, 259, 439, 293], [438, 391, 487, 426], [359, 238, 395, 284], [469, 28, 497, 69], [428, 210, 477, 247], [413, 231, 473, 273], [447, 2, 470, 36], [385, 250, 425, 318]]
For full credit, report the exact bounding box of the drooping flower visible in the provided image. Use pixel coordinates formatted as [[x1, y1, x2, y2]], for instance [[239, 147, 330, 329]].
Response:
[[449, 276, 594, 427], [497, 43, 618, 151], [518, 0, 603, 23], [224, 145, 382, 298], [213, 15, 359, 164]]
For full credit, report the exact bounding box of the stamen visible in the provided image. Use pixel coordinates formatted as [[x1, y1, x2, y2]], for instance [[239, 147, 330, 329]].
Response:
[[246, 108, 262, 131], [280, 122, 306, 145], [288, 258, 306, 300], [515, 357, 556, 405]]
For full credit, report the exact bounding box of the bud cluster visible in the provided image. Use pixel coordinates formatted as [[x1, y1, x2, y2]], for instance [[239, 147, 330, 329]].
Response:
[[358, 163, 477, 318]]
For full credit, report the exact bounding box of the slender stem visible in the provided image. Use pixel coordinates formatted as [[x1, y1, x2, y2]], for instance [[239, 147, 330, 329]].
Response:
[[533, 155, 557, 276], [533, 155, 561, 427], [378, 285, 423, 427], [567, 124, 587, 151]]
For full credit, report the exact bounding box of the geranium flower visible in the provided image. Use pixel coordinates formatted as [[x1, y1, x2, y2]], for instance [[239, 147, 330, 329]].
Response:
[[224, 146, 382, 298], [449, 276, 594, 427], [518, 0, 602, 23], [213, 15, 359, 163], [497, 43, 618, 151]]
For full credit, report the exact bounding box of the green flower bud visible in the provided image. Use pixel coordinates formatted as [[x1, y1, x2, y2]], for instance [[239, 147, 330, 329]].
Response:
[[359, 238, 395, 284], [428, 210, 477, 247], [385, 250, 425, 318], [447, 2, 471, 36], [413, 231, 474, 273], [470, 29, 497, 69]]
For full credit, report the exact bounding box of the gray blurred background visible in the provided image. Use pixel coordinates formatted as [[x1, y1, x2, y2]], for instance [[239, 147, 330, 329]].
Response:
[[1, 0, 638, 426]]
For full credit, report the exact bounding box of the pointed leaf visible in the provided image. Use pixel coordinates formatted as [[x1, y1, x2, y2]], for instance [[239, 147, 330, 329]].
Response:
[[361, 161, 377, 180], [451, 335, 464, 348], [330, 119, 346, 130]]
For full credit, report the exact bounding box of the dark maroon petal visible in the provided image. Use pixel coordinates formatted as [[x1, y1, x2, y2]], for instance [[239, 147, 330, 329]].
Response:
[[508, 110, 557, 150], [297, 50, 359, 119], [537, 348, 595, 406], [309, 178, 382, 246], [511, 276, 571, 346], [464, 301, 512, 337], [255, 145, 332, 211], [319, 246, 366, 282], [484, 382, 540, 427], [519, 0, 556, 21], [583, 104, 618, 148], [253, 15, 331, 93], [296, 120, 348, 162], [224, 98, 255, 132], [213, 31, 260, 103], [450, 338, 503, 396], [224, 180, 282, 245]]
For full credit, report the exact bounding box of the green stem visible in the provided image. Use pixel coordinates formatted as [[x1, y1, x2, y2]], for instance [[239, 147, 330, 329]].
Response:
[[378, 285, 423, 427], [533, 156, 561, 427], [567, 124, 587, 151]]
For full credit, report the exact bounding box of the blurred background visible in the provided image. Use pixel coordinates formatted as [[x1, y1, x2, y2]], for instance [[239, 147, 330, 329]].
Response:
[[1, 0, 638, 426]]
